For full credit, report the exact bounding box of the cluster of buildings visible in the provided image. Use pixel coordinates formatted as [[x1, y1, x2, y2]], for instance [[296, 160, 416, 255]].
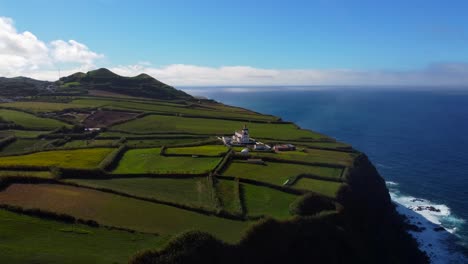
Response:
[[221, 125, 295, 153]]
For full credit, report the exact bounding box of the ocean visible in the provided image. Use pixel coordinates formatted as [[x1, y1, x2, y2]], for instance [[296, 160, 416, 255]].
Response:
[[182, 87, 468, 263]]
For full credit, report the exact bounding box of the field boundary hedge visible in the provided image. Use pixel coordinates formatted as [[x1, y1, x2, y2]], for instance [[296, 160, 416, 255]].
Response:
[[213, 149, 234, 175], [0, 135, 16, 150], [98, 145, 128, 171]]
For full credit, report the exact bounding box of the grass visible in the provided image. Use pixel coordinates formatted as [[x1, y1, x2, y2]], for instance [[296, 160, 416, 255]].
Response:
[[215, 180, 242, 215], [0, 148, 113, 169], [124, 138, 208, 148], [72, 98, 275, 121], [0, 102, 84, 113], [252, 149, 356, 166], [65, 177, 217, 210], [0, 170, 53, 178], [0, 184, 250, 242], [113, 148, 221, 174], [241, 182, 297, 219], [0, 209, 169, 264], [0, 109, 69, 130], [0, 130, 47, 138], [292, 178, 343, 198], [0, 139, 56, 155], [62, 139, 116, 148], [222, 161, 343, 186], [165, 145, 228, 156], [111, 114, 324, 140], [61, 81, 81, 88]]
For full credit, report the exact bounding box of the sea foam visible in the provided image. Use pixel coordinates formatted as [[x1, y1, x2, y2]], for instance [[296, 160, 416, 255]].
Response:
[[386, 181, 467, 263]]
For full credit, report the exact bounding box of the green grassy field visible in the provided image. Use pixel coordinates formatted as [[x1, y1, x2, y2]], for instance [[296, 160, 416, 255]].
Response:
[[251, 149, 355, 166], [124, 138, 209, 148], [0, 130, 47, 138], [72, 98, 275, 121], [215, 179, 242, 215], [113, 148, 221, 174], [165, 145, 228, 156], [0, 148, 113, 169], [0, 101, 84, 113], [65, 177, 217, 210], [62, 139, 116, 148], [241, 182, 297, 219], [0, 209, 169, 264], [0, 139, 56, 155], [292, 178, 343, 198], [0, 109, 69, 130], [0, 170, 53, 178], [222, 161, 343, 186], [0, 184, 249, 242], [111, 114, 324, 140]]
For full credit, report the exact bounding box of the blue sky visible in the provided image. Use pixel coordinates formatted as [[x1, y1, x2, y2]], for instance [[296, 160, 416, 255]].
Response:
[[0, 0, 467, 85]]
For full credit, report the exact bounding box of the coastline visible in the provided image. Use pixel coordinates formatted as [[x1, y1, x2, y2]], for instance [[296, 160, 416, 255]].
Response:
[[387, 182, 468, 263]]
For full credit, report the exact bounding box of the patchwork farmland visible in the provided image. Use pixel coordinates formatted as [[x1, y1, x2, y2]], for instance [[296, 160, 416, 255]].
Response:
[[0, 74, 363, 263]]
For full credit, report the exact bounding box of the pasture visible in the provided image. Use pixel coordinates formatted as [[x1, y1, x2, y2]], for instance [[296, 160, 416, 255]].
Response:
[[215, 179, 242, 215], [62, 139, 116, 148], [292, 178, 343, 198], [0, 184, 249, 242], [0, 170, 53, 178], [165, 145, 228, 156], [0, 101, 84, 113], [0, 130, 47, 138], [252, 149, 355, 167], [0, 109, 69, 130], [0, 209, 169, 264], [222, 161, 343, 186], [0, 148, 113, 169], [0, 139, 55, 155], [66, 177, 217, 210], [72, 98, 275, 121], [111, 114, 324, 140], [241, 182, 297, 219], [113, 148, 221, 174]]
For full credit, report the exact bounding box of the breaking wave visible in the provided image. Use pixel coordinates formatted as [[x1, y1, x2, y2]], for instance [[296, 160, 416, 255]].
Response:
[[386, 181, 468, 263]]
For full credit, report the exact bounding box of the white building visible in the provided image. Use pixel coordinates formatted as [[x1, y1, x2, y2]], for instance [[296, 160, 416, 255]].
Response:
[[232, 125, 250, 144]]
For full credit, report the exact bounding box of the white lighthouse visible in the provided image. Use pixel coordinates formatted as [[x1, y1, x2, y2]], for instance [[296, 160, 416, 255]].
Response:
[[232, 124, 250, 144]]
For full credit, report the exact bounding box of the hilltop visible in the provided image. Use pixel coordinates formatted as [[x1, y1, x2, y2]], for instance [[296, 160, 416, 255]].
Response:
[[58, 68, 192, 100]]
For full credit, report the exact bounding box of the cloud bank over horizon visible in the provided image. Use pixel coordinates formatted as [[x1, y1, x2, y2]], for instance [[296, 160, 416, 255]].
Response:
[[1, 17, 467, 87]]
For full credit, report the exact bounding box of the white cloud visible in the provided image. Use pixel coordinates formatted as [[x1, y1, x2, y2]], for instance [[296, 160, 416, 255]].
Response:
[[50, 40, 103, 65], [1, 16, 467, 87], [0, 17, 102, 78], [109, 63, 468, 87]]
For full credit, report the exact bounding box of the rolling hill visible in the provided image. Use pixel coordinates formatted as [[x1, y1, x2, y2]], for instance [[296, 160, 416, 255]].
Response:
[[59, 68, 192, 100]]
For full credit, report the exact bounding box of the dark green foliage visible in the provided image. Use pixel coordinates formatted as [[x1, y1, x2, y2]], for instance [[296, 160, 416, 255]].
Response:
[[98, 145, 128, 171], [0, 76, 51, 96], [130, 231, 230, 264], [0, 135, 16, 149], [289, 193, 336, 216]]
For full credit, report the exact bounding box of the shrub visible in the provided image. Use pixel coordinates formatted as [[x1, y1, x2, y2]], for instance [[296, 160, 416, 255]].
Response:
[[289, 193, 336, 216]]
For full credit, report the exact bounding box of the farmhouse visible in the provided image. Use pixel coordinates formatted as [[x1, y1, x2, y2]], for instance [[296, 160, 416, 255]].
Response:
[[273, 144, 296, 151]]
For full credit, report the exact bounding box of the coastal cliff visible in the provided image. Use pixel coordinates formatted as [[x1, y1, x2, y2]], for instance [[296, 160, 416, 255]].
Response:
[[131, 154, 428, 264]]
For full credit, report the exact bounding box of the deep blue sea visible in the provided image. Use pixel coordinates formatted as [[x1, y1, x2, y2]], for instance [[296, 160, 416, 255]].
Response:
[[182, 87, 468, 263]]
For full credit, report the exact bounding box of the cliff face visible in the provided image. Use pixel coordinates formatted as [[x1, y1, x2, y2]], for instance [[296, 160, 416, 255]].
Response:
[[131, 154, 428, 264], [337, 154, 428, 263]]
